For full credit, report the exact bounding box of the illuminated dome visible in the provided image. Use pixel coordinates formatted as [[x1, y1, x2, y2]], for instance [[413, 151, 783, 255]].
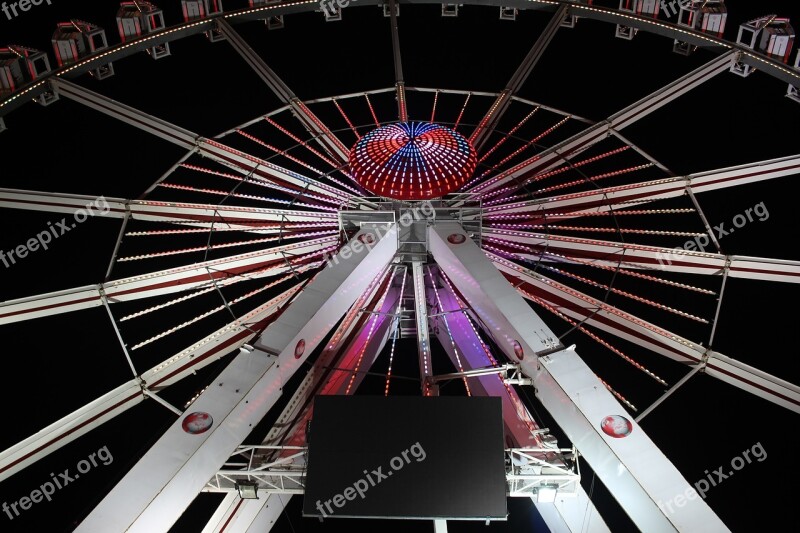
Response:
[[349, 121, 477, 200]]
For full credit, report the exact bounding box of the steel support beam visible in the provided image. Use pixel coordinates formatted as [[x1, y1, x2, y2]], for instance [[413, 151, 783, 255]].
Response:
[[75, 225, 398, 532], [470, 4, 568, 151], [492, 254, 800, 413], [525, 346, 729, 532], [533, 485, 611, 533], [0, 381, 145, 483], [0, 188, 338, 228], [50, 79, 349, 203], [705, 351, 800, 413], [207, 447, 580, 498], [388, 0, 407, 122], [412, 262, 434, 395], [484, 227, 800, 283], [201, 492, 288, 533], [636, 364, 705, 423], [200, 272, 404, 531], [470, 51, 736, 196], [0, 285, 301, 482], [0, 237, 332, 324], [429, 225, 725, 531], [206, 446, 306, 494], [429, 221, 561, 360], [75, 344, 281, 533], [216, 19, 350, 164], [484, 154, 800, 219]]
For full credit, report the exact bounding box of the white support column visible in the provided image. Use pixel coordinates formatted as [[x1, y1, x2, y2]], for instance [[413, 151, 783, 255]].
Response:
[[201, 278, 403, 532], [244, 494, 291, 532], [525, 347, 729, 532], [429, 221, 561, 361], [428, 222, 727, 532], [75, 225, 398, 533], [77, 344, 280, 533]]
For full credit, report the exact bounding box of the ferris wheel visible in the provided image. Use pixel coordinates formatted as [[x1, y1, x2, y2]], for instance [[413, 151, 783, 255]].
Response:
[[0, 1, 799, 532]]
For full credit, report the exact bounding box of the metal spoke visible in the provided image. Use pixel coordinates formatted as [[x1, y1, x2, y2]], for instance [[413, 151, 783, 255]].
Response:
[[0, 237, 333, 324], [469, 51, 736, 195], [483, 154, 800, 217], [0, 188, 338, 226], [494, 254, 800, 413], [51, 79, 351, 203], [388, 0, 407, 122], [484, 227, 800, 282], [470, 4, 568, 151], [216, 19, 350, 165]]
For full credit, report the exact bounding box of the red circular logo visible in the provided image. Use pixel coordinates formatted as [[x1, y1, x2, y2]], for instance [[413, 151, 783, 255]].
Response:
[[294, 339, 306, 359], [512, 340, 524, 360], [358, 233, 375, 245], [447, 233, 466, 245], [182, 412, 213, 435], [600, 415, 633, 438]]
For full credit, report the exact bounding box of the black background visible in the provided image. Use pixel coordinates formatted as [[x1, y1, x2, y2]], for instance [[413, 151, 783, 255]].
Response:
[[1, 1, 799, 532]]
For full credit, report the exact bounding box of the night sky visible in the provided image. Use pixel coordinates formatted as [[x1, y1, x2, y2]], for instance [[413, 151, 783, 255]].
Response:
[[1, 1, 799, 532]]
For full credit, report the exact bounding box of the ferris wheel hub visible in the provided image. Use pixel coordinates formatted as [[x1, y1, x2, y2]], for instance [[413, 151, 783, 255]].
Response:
[[349, 121, 477, 201]]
